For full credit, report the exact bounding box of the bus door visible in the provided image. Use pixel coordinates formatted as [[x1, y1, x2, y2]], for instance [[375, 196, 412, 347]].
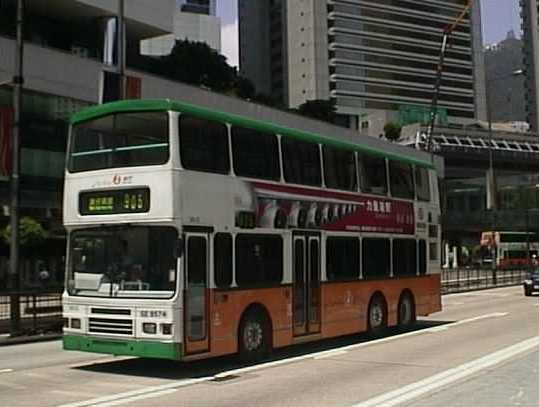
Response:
[[292, 233, 321, 336], [184, 233, 210, 355]]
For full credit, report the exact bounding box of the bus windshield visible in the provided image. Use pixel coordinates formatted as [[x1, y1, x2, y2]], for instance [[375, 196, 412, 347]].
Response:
[[67, 226, 178, 299], [69, 112, 169, 172]]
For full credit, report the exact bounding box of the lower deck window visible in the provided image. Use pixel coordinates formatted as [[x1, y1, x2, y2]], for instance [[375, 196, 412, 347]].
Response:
[[214, 233, 232, 288], [393, 239, 417, 276], [236, 234, 283, 287], [326, 237, 359, 281], [363, 238, 390, 278]]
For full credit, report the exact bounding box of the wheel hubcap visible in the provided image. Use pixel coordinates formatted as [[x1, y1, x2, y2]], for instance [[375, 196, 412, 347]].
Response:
[[243, 321, 263, 352], [399, 299, 412, 324], [370, 302, 384, 328]]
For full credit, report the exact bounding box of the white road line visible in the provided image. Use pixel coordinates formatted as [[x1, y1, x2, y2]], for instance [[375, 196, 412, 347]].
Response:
[[314, 350, 348, 360], [56, 378, 212, 407], [451, 312, 508, 326], [0, 368, 13, 374], [349, 335, 539, 407], [92, 389, 178, 407]]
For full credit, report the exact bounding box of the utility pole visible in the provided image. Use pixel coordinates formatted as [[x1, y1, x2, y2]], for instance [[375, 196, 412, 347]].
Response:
[[9, 0, 24, 335]]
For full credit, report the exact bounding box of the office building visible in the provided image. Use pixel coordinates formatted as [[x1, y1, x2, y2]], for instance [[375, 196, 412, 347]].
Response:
[[484, 30, 526, 123], [141, 0, 221, 55], [521, 0, 539, 131], [239, 0, 486, 135], [0, 0, 179, 287]]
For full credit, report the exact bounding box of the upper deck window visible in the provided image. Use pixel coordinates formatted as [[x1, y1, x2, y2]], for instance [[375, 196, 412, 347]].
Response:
[[282, 137, 322, 186], [389, 161, 415, 200], [69, 112, 169, 173], [231, 126, 280, 180], [359, 155, 388, 195], [323, 145, 357, 191], [415, 166, 431, 202], [179, 115, 230, 174]]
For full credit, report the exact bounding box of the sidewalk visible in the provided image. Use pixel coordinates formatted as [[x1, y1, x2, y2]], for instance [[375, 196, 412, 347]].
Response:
[[0, 332, 62, 346]]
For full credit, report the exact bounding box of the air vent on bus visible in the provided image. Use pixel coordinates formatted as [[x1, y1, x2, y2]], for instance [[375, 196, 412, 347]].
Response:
[[91, 308, 131, 315], [89, 318, 133, 335]]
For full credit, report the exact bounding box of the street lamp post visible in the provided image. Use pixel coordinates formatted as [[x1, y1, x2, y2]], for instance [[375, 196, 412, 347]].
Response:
[[9, 0, 24, 335]]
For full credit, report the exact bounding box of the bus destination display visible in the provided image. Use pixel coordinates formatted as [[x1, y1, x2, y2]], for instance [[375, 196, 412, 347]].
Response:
[[79, 188, 150, 215]]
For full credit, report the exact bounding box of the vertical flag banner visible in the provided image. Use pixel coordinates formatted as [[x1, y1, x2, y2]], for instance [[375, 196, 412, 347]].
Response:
[[0, 107, 13, 178]]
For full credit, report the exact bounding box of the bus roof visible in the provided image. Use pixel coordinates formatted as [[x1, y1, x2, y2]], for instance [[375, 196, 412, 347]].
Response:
[[71, 99, 435, 169]]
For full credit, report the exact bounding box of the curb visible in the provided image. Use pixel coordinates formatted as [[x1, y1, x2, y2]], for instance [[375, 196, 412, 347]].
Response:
[[0, 333, 62, 347]]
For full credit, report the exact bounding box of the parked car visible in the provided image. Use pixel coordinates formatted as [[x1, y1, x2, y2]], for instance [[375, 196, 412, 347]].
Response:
[[523, 271, 539, 296]]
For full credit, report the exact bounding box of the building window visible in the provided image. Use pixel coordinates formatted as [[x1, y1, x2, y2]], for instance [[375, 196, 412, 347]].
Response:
[[326, 237, 359, 281], [179, 115, 229, 174], [214, 233, 232, 288], [236, 235, 283, 287]]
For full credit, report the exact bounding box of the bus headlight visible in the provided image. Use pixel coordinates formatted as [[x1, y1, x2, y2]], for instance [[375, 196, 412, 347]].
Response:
[[143, 323, 157, 334], [71, 318, 81, 329]]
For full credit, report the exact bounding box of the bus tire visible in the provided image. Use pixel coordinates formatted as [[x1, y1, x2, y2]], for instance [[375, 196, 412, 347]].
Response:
[[367, 293, 387, 336], [397, 291, 416, 326], [238, 308, 271, 362]]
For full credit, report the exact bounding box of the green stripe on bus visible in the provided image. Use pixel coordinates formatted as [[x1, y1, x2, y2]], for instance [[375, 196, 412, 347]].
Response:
[[63, 334, 182, 360], [70, 99, 434, 169]]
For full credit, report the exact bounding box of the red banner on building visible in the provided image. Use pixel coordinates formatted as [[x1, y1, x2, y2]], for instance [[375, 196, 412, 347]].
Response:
[[0, 107, 13, 178]]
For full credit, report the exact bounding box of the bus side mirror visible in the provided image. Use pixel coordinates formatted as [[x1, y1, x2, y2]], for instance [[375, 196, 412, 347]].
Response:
[[175, 238, 184, 258]]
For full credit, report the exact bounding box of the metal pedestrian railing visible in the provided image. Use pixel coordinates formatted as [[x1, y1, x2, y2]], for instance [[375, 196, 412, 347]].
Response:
[[441, 268, 528, 294], [0, 290, 63, 336]]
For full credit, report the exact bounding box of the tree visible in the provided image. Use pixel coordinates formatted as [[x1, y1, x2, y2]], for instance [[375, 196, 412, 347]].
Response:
[[383, 122, 402, 141], [151, 39, 237, 92], [2, 217, 47, 252], [296, 99, 337, 123]]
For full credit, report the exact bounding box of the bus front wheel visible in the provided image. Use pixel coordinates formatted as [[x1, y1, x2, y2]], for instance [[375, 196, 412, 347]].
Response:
[[238, 309, 271, 362]]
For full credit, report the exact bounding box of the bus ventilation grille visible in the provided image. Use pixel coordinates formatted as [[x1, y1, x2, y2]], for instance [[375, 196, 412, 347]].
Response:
[[89, 317, 133, 335]]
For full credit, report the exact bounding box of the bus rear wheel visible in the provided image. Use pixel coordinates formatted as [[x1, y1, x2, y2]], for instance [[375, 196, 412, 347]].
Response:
[[238, 310, 271, 362], [398, 293, 416, 326], [367, 294, 387, 336]]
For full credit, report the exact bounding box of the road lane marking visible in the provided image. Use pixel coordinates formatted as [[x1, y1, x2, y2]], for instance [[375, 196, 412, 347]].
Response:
[[314, 350, 348, 360], [56, 378, 212, 407], [349, 335, 539, 407], [0, 368, 13, 374], [92, 389, 178, 407], [451, 312, 508, 326]]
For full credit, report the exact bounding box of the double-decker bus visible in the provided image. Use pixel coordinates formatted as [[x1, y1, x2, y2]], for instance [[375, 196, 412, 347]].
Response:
[[62, 98, 441, 361], [480, 231, 539, 269]]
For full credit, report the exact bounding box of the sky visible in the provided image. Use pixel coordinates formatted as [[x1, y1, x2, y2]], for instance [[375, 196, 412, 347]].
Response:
[[217, 0, 521, 68]]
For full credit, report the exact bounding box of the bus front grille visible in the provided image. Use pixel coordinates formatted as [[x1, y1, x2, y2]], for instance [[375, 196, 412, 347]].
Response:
[[89, 317, 133, 335]]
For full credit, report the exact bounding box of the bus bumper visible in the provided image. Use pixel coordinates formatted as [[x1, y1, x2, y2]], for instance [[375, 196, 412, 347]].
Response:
[[63, 334, 182, 360]]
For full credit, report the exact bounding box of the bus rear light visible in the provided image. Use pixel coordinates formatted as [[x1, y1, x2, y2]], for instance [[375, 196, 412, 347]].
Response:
[[161, 323, 173, 335], [143, 323, 157, 334], [71, 318, 81, 329]]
